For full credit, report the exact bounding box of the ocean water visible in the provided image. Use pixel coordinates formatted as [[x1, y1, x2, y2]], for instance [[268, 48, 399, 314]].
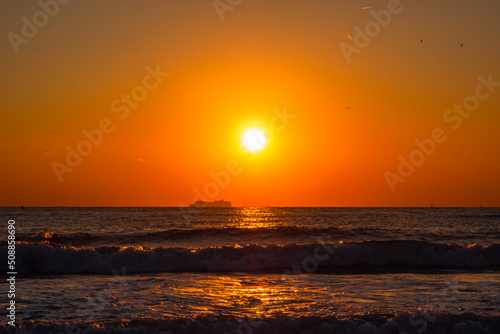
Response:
[[1, 207, 499, 333]]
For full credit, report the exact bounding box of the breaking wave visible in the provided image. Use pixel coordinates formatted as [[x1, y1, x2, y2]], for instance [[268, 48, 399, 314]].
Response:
[[3, 240, 499, 274], [16, 227, 500, 247]]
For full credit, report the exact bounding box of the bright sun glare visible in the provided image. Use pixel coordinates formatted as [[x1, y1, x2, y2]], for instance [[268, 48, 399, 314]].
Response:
[[241, 127, 268, 153]]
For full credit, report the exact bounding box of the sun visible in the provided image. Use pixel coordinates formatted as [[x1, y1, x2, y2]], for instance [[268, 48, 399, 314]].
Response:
[[241, 127, 269, 153]]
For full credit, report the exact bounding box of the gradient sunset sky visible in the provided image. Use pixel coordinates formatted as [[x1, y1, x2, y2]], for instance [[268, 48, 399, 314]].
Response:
[[1, 0, 499, 207]]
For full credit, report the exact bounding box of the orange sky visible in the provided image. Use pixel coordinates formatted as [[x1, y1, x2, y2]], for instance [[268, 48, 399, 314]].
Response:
[[1, 0, 499, 207]]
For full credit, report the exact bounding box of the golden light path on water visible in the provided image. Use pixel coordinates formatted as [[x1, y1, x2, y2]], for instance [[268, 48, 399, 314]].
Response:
[[226, 207, 282, 229], [22, 272, 498, 323], [143, 272, 500, 319]]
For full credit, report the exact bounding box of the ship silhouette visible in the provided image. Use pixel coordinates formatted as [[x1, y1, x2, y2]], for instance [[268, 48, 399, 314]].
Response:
[[190, 200, 231, 208]]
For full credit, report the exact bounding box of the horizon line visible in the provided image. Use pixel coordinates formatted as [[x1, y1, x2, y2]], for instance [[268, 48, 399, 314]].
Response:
[[0, 205, 497, 208]]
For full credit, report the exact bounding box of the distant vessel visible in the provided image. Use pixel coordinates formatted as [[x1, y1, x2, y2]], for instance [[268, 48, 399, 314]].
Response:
[[190, 200, 231, 208]]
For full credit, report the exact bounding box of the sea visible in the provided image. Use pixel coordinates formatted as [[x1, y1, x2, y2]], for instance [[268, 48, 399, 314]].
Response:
[[0, 207, 499, 333]]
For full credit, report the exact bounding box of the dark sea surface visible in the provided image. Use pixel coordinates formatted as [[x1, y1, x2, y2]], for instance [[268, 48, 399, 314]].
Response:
[[1, 207, 499, 333]]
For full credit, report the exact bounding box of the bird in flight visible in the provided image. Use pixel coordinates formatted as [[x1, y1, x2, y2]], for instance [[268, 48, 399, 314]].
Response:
[[420, 40, 423, 43], [460, 43, 463, 47]]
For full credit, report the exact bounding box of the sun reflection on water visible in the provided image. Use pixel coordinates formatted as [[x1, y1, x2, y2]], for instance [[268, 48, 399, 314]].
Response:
[[226, 207, 284, 229], [17, 271, 500, 323]]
